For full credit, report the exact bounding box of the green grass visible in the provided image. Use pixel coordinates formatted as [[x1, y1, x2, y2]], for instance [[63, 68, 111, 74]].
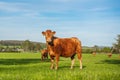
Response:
[[0, 53, 120, 80]]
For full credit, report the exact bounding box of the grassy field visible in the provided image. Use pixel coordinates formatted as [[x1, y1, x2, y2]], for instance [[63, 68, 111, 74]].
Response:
[[0, 53, 120, 80]]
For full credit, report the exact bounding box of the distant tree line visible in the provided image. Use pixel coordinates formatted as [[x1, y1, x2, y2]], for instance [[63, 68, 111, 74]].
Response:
[[0, 40, 23, 46], [21, 40, 45, 52], [0, 40, 46, 53], [82, 46, 112, 53]]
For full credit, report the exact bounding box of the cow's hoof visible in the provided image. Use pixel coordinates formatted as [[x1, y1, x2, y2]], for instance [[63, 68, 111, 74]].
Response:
[[55, 67, 58, 70], [70, 67, 73, 69], [80, 67, 82, 70], [50, 67, 54, 69]]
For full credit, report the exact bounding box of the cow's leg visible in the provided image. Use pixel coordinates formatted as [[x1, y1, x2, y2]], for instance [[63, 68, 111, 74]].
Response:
[[55, 54, 59, 70], [77, 53, 82, 69], [50, 56, 55, 69], [51, 59, 54, 69], [41, 55, 43, 60], [47, 54, 48, 59], [70, 54, 75, 69], [76, 45, 82, 69], [45, 53, 48, 59], [79, 58, 82, 69]]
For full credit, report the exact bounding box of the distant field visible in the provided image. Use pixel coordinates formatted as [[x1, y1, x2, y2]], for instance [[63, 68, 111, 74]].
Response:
[[0, 53, 120, 80]]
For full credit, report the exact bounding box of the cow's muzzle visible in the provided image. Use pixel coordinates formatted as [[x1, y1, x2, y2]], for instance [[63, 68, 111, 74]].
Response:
[[47, 41, 53, 46]]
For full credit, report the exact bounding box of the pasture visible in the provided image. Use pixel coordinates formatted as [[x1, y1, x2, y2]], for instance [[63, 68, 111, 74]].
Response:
[[0, 53, 120, 80]]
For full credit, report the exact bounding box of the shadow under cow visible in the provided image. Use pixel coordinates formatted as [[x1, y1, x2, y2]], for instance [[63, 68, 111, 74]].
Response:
[[0, 58, 50, 65], [59, 65, 86, 69], [95, 59, 120, 65]]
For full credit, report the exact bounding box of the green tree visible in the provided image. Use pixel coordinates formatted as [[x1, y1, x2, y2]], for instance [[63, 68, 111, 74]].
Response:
[[35, 43, 41, 52], [29, 43, 35, 52], [22, 40, 31, 52], [0, 45, 3, 52], [102, 47, 111, 53], [113, 34, 120, 53], [93, 45, 99, 52]]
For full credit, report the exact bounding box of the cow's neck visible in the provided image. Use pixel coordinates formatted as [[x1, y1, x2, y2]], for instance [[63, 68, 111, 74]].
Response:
[[47, 36, 57, 46]]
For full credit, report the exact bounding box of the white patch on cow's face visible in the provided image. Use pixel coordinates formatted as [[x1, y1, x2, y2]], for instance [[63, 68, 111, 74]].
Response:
[[45, 32, 53, 43], [42, 30, 56, 43]]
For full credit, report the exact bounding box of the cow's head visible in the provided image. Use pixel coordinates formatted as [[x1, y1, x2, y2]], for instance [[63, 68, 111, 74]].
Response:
[[42, 30, 56, 44]]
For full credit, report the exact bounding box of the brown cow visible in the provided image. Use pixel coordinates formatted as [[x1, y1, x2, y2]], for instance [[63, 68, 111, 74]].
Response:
[[42, 30, 82, 70], [41, 49, 48, 60], [92, 51, 96, 56], [107, 53, 112, 58]]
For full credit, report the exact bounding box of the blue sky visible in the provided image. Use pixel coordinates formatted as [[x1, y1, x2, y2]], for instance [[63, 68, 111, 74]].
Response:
[[0, 0, 120, 46]]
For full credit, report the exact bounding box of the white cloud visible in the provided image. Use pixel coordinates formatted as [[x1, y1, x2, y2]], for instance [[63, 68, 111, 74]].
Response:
[[0, 1, 28, 12]]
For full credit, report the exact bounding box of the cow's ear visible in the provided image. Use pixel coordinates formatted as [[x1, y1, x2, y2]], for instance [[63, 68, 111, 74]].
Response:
[[53, 31, 56, 35], [42, 31, 46, 36]]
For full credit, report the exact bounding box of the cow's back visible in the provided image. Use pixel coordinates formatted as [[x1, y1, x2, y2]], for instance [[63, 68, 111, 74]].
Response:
[[51, 37, 81, 57]]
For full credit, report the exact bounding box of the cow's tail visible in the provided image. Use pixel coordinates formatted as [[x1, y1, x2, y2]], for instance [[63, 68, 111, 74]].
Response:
[[76, 40, 82, 59], [76, 40, 82, 69]]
